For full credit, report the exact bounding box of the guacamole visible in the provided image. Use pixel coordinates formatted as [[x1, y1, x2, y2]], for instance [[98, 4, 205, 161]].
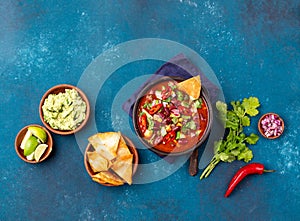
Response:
[[42, 89, 86, 130]]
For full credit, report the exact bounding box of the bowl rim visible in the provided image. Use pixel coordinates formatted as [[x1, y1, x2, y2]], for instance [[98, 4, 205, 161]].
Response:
[[132, 75, 213, 156], [258, 112, 284, 139], [39, 84, 90, 135], [15, 124, 53, 163], [84, 134, 139, 186]]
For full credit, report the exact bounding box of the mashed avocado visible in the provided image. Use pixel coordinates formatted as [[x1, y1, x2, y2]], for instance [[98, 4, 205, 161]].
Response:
[[42, 89, 86, 130]]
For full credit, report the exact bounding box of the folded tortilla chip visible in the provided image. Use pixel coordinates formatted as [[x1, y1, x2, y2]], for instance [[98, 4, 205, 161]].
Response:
[[116, 136, 131, 156], [111, 153, 133, 185], [92, 171, 124, 186], [109, 135, 133, 184], [177, 75, 201, 100], [88, 132, 121, 161], [87, 151, 111, 172]]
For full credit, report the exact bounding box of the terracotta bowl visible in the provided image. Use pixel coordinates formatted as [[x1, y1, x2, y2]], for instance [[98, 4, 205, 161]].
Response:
[[84, 135, 139, 186], [258, 112, 284, 139], [39, 84, 90, 135], [15, 124, 53, 163]]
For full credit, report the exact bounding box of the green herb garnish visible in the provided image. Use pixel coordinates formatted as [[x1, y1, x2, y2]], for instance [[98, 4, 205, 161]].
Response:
[[186, 120, 197, 130], [163, 97, 171, 103], [176, 91, 184, 101], [200, 97, 260, 179], [143, 102, 151, 109], [176, 131, 181, 140], [147, 116, 154, 131], [194, 98, 203, 109]]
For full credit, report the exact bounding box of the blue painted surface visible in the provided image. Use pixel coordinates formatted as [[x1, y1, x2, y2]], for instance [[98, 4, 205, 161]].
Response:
[[1, 1, 300, 220]]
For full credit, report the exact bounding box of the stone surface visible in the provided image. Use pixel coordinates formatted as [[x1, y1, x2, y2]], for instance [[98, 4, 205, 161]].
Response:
[[1, 0, 300, 220]]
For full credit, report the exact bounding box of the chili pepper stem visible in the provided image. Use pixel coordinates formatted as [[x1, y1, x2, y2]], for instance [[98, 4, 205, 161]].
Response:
[[263, 169, 275, 173]]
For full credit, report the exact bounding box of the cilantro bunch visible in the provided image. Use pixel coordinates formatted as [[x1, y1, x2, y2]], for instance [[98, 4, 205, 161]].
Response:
[[200, 97, 260, 179]]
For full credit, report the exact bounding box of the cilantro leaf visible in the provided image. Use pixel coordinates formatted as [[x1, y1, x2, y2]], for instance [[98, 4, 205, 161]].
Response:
[[237, 147, 253, 162], [241, 116, 250, 126], [231, 101, 244, 118], [231, 149, 241, 156], [219, 152, 236, 162], [225, 111, 239, 130], [242, 97, 260, 116], [216, 101, 227, 123], [214, 140, 223, 154], [245, 133, 259, 144]]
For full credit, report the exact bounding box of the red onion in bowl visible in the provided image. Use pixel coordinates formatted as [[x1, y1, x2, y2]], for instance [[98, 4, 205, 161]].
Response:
[[258, 113, 284, 139]]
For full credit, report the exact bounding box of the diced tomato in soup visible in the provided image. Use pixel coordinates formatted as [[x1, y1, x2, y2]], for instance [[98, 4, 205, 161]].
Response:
[[136, 79, 209, 153]]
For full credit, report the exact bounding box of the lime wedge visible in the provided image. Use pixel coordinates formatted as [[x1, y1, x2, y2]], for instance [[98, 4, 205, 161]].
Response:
[[34, 144, 48, 162], [26, 152, 35, 161], [24, 136, 39, 156], [28, 126, 47, 143], [20, 130, 32, 150]]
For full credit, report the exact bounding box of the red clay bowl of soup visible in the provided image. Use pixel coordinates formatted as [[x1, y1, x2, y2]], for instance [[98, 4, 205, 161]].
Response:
[[132, 76, 213, 156]]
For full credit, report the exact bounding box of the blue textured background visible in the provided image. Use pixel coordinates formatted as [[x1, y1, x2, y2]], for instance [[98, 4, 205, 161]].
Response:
[[1, 1, 300, 220]]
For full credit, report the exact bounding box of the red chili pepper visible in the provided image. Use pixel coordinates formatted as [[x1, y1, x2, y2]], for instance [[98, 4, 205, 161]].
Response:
[[224, 163, 275, 198], [162, 131, 176, 144], [148, 103, 163, 115], [139, 113, 147, 134]]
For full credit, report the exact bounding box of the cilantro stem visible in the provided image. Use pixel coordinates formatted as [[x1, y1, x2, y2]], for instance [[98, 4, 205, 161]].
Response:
[[200, 156, 220, 179]]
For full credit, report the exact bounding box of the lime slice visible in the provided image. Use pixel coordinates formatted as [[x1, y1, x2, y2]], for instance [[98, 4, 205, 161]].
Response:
[[24, 136, 39, 156], [26, 152, 35, 161], [34, 144, 48, 162], [28, 126, 47, 143], [20, 130, 32, 150]]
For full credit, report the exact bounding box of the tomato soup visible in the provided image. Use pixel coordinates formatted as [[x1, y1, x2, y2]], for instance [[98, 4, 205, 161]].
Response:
[[135, 79, 210, 154]]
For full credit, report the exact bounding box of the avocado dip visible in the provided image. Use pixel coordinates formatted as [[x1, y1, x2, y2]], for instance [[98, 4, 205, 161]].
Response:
[[42, 89, 86, 130]]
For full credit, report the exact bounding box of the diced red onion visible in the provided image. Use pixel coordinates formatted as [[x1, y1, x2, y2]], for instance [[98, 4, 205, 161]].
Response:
[[171, 109, 180, 117], [153, 136, 163, 145], [178, 138, 188, 144], [260, 113, 284, 138]]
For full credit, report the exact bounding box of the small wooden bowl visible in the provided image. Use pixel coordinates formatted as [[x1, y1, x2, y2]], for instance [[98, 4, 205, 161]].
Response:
[[39, 84, 90, 135], [15, 124, 53, 163], [258, 113, 284, 139], [84, 135, 139, 186]]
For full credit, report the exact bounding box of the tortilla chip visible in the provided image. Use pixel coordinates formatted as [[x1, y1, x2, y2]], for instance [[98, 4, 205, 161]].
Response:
[[87, 151, 111, 172], [91, 176, 107, 185], [88, 132, 121, 161], [177, 75, 201, 100], [92, 171, 124, 186], [111, 154, 133, 185], [110, 135, 133, 185], [116, 136, 131, 156]]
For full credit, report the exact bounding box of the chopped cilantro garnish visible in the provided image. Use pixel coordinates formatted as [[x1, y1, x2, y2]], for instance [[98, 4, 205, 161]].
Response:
[[181, 101, 189, 108], [172, 117, 179, 124], [147, 116, 154, 130], [186, 121, 196, 130], [176, 91, 184, 101], [143, 102, 151, 109], [163, 97, 171, 103], [176, 131, 181, 140], [194, 98, 203, 108]]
